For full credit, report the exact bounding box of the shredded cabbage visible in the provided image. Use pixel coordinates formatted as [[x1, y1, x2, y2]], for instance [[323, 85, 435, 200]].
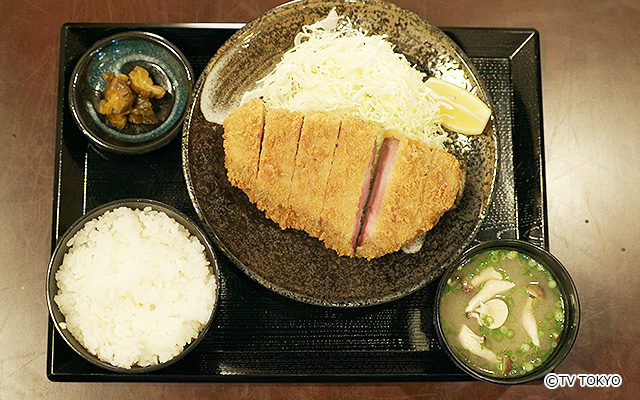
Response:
[[242, 9, 447, 148]]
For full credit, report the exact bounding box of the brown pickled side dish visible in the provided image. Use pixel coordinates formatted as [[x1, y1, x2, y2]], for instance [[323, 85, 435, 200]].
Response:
[[98, 72, 134, 130], [128, 95, 159, 125], [97, 66, 165, 130], [128, 66, 165, 99]]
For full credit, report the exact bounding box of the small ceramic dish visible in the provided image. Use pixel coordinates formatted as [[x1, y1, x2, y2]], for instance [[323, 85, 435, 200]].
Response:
[[46, 199, 219, 373], [69, 31, 193, 155], [434, 239, 580, 384]]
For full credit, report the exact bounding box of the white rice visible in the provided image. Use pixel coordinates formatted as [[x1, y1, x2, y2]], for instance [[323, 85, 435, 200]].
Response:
[[54, 206, 217, 369]]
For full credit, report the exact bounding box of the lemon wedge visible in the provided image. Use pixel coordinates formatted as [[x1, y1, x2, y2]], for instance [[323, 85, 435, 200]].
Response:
[[426, 77, 491, 135]]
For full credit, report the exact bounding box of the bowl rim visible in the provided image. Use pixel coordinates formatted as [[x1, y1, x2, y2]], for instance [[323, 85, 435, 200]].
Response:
[[68, 30, 194, 155], [433, 239, 580, 384], [46, 198, 220, 373]]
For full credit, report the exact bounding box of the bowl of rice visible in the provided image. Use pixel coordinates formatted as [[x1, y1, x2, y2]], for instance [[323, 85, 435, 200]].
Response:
[[46, 199, 219, 373]]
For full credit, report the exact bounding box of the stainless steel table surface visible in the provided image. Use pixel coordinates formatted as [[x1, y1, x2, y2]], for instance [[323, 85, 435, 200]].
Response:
[[1, 0, 638, 399]]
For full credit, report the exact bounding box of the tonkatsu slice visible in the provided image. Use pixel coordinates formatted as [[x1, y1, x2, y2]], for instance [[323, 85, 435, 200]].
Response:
[[254, 108, 304, 228], [222, 97, 265, 201], [319, 115, 378, 257], [356, 134, 462, 259], [287, 111, 342, 238]]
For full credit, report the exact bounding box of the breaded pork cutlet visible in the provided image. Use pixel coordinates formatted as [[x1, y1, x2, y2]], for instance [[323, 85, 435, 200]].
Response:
[[319, 115, 378, 257], [222, 97, 265, 201], [253, 108, 304, 228], [287, 111, 342, 237], [222, 99, 463, 259], [356, 134, 462, 259]]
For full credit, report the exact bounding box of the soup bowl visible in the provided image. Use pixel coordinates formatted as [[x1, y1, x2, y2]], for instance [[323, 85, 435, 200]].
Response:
[[434, 239, 579, 384]]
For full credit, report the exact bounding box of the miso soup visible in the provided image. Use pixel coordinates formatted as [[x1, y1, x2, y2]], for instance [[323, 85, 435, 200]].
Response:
[[439, 249, 566, 377]]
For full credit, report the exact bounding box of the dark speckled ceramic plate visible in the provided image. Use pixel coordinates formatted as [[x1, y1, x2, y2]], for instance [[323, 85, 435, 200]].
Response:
[[182, 0, 498, 307]]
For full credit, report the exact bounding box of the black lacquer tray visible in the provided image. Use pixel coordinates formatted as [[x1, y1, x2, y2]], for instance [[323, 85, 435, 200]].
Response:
[[48, 24, 545, 382]]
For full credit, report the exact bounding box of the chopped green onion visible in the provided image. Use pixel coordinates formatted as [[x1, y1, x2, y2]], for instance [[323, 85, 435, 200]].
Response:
[[531, 297, 540, 309], [458, 348, 471, 360], [554, 309, 564, 321], [505, 295, 515, 308], [548, 280, 557, 289]]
